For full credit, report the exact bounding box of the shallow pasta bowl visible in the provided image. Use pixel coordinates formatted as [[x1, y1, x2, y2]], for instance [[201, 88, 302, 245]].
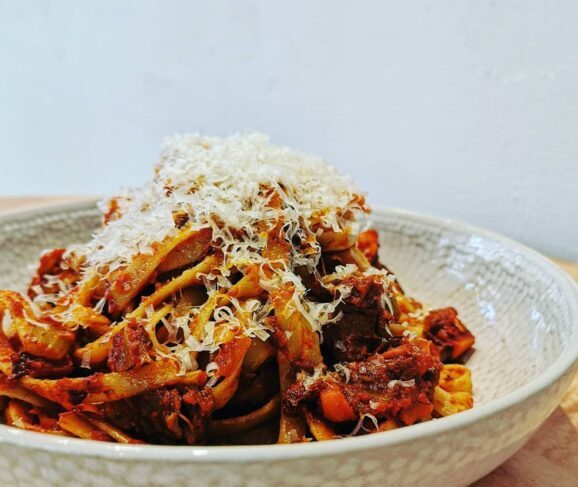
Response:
[[0, 200, 576, 487]]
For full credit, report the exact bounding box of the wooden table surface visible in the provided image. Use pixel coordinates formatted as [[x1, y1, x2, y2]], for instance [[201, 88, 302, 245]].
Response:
[[1, 197, 577, 486]]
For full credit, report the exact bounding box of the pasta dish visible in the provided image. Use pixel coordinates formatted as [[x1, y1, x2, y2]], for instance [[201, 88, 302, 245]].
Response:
[[0, 133, 475, 444]]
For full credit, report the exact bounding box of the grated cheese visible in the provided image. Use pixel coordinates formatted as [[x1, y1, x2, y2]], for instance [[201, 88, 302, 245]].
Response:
[[1, 311, 13, 336], [297, 365, 327, 390], [333, 363, 351, 383], [80, 349, 92, 369], [349, 412, 380, 436], [74, 133, 363, 274], [205, 361, 220, 387], [402, 329, 418, 340], [51, 133, 399, 370], [387, 379, 416, 389]]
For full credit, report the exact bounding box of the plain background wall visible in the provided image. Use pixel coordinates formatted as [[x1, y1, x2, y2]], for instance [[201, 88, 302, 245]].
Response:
[[1, 1, 577, 260]]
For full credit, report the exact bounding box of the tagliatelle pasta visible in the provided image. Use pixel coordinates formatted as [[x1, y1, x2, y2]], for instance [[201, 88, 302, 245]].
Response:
[[0, 133, 475, 444]]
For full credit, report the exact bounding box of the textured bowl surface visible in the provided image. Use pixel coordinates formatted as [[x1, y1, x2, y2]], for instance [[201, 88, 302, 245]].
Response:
[[0, 201, 576, 487]]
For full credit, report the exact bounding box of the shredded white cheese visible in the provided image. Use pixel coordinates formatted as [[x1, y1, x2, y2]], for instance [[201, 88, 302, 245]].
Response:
[[402, 329, 418, 340], [80, 349, 92, 369], [297, 365, 327, 391], [387, 379, 416, 389], [75, 133, 363, 273], [334, 363, 351, 383], [42, 133, 400, 371], [205, 361, 220, 387], [349, 412, 380, 436]]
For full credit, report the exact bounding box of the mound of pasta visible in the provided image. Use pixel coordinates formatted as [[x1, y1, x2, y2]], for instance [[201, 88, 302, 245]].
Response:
[[0, 133, 475, 444]]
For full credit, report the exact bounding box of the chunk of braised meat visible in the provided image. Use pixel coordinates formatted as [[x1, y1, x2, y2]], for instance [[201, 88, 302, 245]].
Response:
[[107, 325, 152, 372], [322, 313, 379, 365], [11, 351, 74, 379], [101, 385, 214, 444], [295, 266, 331, 302], [322, 274, 396, 364], [286, 338, 442, 426], [424, 308, 475, 362]]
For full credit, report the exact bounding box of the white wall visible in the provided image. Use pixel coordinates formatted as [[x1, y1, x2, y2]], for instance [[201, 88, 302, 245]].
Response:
[[1, 1, 577, 260]]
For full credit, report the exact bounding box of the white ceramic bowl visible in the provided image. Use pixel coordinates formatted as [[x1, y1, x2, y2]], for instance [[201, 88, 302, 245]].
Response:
[[0, 201, 576, 487]]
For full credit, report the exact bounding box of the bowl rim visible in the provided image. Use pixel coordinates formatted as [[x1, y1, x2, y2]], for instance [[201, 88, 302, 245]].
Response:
[[0, 200, 576, 462]]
